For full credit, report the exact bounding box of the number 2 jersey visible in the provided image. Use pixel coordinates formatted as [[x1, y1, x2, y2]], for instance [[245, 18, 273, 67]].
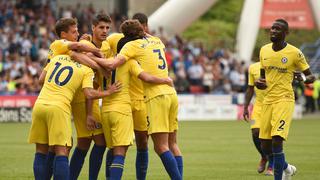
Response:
[[37, 55, 94, 114], [119, 35, 176, 101], [260, 43, 309, 104]]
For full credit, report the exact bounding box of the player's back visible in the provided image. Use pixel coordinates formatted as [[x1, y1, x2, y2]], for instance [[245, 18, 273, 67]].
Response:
[[120, 35, 175, 101], [100, 60, 141, 115], [37, 55, 93, 113]]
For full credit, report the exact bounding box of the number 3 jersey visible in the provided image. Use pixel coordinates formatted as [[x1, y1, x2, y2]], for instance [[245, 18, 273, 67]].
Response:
[[119, 35, 176, 101], [37, 55, 94, 114]]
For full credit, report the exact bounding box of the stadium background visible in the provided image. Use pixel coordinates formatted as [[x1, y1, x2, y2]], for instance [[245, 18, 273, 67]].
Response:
[[0, 0, 319, 179]]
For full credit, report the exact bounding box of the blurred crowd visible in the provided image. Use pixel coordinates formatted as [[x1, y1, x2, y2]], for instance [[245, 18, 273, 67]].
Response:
[[0, 0, 319, 114], [0, 0, 247, 96]]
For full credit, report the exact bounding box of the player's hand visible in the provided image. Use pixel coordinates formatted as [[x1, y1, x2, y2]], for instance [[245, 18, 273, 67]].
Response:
[[86, 115, 97, 131], [293, 71, 303, 81], [243, 107, 249, 122], [107, 81, 122, 94], [80, 33, 92, 41], [164, 77, 174, 87], [255, 78, 267, 90]]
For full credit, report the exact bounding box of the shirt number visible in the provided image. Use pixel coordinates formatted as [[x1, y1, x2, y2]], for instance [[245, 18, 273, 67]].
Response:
[[153, 49, 167, 70], [48, 62, 73, 86]]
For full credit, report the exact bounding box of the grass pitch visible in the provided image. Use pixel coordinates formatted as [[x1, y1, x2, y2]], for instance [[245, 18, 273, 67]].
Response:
[[0, 118, 319, 180]]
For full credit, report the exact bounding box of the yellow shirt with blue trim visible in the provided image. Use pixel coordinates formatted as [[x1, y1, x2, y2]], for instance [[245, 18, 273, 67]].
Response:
[[36, 55, 94, 114], [260, 43, 309, 104], [106, 33, 144, 100], [119, 35, 176, 101], [100, 59, 143, 115], [248, 62, 265, 105]]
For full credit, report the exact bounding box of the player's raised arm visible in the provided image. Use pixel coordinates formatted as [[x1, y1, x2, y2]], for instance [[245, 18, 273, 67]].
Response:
[[68, 41, 103, 58]]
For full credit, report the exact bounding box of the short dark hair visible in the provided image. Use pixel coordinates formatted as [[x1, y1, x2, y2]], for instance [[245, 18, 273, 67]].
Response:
[[275, 19, 289, 31], [132, 13, 148, 25], [120, 20, 144, 39], [92, 13, 112, 26], [55, 18, 77, 37]]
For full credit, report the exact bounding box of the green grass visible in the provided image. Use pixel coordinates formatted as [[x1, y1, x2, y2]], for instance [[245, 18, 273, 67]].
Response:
[[1, 119, 320, 179]]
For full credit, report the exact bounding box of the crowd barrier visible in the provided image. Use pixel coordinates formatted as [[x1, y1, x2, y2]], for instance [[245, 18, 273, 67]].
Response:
[[0, 95, 302, 122]]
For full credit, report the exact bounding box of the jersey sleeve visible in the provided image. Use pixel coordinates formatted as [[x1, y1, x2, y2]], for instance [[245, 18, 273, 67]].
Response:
[[79, 40, 95, 48], [101, 41, 113, 58], [50, 39, 71, 56], [295, 50, 309, 71], [128, 60, 144, 77], [119, 43, 135, 61], [82, 67, 94, 89], [248, 65, 254, 86]]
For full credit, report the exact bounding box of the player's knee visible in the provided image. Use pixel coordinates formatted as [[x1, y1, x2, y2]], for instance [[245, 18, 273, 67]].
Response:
[[272, 136, 284, 149], [54, 145, 69, 156], [154, 144, 169, 155], [36, 143, 49, 154], [93, 134, 106, 147]]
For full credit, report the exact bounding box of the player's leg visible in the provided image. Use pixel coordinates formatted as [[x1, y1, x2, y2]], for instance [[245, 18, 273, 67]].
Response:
[[70, 102, 92, 180], [48, 106, 73, 180], [45, 146, 55, 180], [109, 146, 129, 179], [28, 103, 49, 180], [53, 145, 70, 180], [89, 102, 106, 180], [90, 134, 106, 180], [132, 100, 149, 180], [147, 95, 181, 180], [169, 131, 183, 177], [134, 130, 149, 180], [168, 94, 183, 177], [151, 133, 181, 180], [270, 102, 295, 180], [251, 128, 267, 173], [34, 143, 49, 180], [107, 111, 134, 179], [69, 137, 91, 180]]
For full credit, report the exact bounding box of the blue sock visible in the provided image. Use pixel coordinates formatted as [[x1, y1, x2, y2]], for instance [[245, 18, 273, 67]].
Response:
[[89, 144, 106, 180], [45, 151, 55, 180], [53, 156, 69, 180], [267, 154, 274, 169], [69, 148, 88, 180], [175, 156, 183, 177], [159, 151, 182, 180], [106, 149, 113, 178], [273, 146, 287, 180], [33, 152, 47, 180], [109, 155, 125, 180], [136, 149, 148, 180]]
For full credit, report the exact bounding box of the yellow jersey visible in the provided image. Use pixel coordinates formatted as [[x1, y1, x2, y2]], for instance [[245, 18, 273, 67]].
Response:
[[47, 39, 72, 60], [106, 33, 144, 100], [36, 55, 94, 114], [248, 62, 265, 105], [260, 43, 309, 104], [119, 35, 176, 101], [100, 59, 143, 115], [106, 33, 124, 55], [72, 40, 100, 104]]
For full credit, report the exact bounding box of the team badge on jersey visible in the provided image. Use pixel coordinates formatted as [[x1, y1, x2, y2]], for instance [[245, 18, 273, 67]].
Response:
[[281, 57, 288, 64]]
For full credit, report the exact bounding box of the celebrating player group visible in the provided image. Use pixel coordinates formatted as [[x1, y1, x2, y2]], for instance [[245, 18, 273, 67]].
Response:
[[28, 12, 183, 180]]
